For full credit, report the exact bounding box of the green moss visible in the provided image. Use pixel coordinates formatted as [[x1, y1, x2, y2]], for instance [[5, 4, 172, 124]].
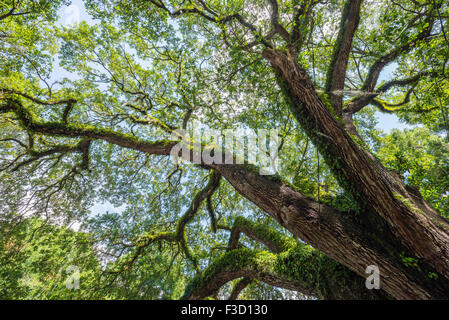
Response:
[[183, 234, 385, 300], [348, 132, 369, 151], [233, 217, 297, 252], [393, 192, 426, 216], [399, 252, 421, 271], [428, 272, 438, 280], [239, 163, 296, 190], [271, 61, 371, 214], [240, 163, 260, 174], [317, 91, 335, 115]]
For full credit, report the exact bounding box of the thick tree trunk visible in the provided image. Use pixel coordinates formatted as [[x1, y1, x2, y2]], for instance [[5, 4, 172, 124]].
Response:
[[183, 217, 390, 300], [5, 69, 449, 298], [212, 162, 446, 298], [183, 247, 389, 300], [210, 49, 449, 299]]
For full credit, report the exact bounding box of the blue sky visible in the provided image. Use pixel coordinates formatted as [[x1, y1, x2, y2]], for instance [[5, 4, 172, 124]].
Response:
[[55, 0, 417, 215], [57, 0, 413, 134], [376, 64, 416, 132]]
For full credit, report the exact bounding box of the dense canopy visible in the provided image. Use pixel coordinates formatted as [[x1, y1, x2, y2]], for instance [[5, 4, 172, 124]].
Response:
[[0, 0, 449, 299]]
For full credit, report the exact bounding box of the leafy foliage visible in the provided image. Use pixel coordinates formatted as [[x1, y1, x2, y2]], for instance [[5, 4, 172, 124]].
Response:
[[0, 0, 448, 299]]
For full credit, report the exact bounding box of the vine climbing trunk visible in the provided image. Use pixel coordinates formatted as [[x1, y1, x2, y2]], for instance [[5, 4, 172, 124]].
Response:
[[223, 48, 449, 299]]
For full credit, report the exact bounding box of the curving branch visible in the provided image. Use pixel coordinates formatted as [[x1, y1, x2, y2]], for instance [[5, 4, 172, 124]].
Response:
[[107, 171, 221, 279], [341, 70, 438, 137], [175, 170, 221, 272], [227, 216, 296, 254], [11, 140, 89, 172], [290, 0, 318, 52], [371, 87, 415, 113], [362, 23, 434, 94], [268, 0, 290, 42], [3, 87, 448, 299], [183, 217, 389, 300], [344, 71, 437, 115], [343, 16, 436, 118], [206, 194, 218, 233], [137, 172, 220, 267], [0, 98, 179, 158], [0, 89, 76, 106], [147, 0, 273, 48]]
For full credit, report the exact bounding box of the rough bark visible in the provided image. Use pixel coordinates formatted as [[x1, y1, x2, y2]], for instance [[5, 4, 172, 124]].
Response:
[[325, 0, 362, 116], [258, 48, 449, 299], [183, 217, 389, 300], [228, 278, 252, 300], [183, 247, 388, 300], [4, 73, 449, 298]]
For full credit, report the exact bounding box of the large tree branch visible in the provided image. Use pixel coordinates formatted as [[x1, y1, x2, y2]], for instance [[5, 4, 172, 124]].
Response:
[[227, 216, 296, 254], [343, 15, 436, 117], [3, 92, 449, 299], [344, 71, 437, 115], [228, 278, 253, 300], [183, 240, 389, 300], [268, 0, 290, 43], [111, 171, 221, 276], [147, 0, 273, 48], [325, 0, 362, 116], [262, 47, 449, 298], [0, 98, 179, 157], [0, 89, 76, 106], [290, 0, 318, 53]]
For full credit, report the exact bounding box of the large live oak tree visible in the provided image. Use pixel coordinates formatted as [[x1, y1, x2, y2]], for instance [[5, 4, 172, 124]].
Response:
[[1, 0, 449, 299]]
